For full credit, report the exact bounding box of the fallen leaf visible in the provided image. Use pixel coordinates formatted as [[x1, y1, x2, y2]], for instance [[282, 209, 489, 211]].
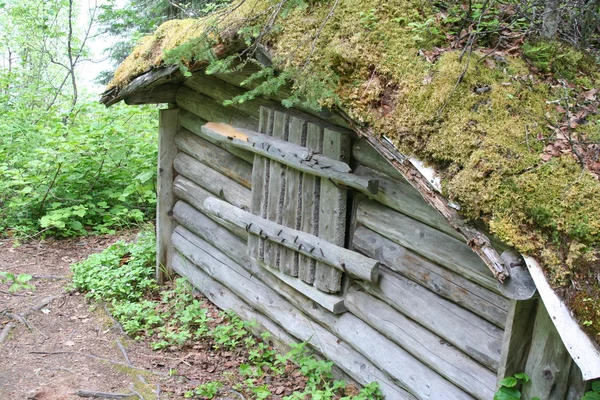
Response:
[[41, 308, 50, 315], [64, 340, 75, 346]]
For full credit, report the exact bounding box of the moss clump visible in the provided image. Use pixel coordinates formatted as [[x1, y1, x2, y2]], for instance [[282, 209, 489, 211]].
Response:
[[109, 0, 600, 342]]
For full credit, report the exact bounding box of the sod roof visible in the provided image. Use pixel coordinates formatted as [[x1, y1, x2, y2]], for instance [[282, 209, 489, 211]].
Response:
[[102, 0, 600, 356]]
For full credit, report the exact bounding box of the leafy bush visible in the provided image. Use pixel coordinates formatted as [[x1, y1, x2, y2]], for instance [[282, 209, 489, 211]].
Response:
[[70, 230, 158, 302], [0, 97, 158, 237]]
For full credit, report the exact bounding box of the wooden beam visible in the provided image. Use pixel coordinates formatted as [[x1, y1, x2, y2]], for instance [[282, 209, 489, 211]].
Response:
[[345, 285, 497, 399], [198, 122, 379, 195], [173, 152, 251, 211], [170, 235, 417, 400], [356, 198, 501, 293], [341, 115, 511, 283], [353, 226, 509, 328], [156, 108, 178, 284], [173, 176, 248, 240], [496, 298, 538, 383], [174, 128, 253, 189], [124, 83, 179, 105], [201, 195, 380, 283]]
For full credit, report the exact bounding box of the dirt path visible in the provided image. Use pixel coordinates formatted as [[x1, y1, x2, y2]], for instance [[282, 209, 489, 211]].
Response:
[[0, 233, 221, 400]]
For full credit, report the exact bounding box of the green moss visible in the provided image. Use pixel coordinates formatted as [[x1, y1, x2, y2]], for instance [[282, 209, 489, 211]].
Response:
[[109, 0, 600, 343]]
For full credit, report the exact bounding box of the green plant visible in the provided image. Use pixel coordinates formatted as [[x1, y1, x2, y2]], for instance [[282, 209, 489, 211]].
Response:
[[358, 9, 378, 30], [0, 272, 34, 293], [494, 372, 540, 400], [184, 381, 223, 398], [582, 381, 600, 400]]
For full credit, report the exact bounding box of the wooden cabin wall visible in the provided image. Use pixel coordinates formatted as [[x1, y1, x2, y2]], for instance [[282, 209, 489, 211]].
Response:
[[147, 73, 590, 400]]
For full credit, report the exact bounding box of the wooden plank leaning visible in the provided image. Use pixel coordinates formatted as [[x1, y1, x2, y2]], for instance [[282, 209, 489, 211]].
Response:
[[198, 122, 379, 195], [201, 195, 379, 283]]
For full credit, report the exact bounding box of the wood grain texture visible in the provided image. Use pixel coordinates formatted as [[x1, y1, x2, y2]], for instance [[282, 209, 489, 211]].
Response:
[[124, 83, 179, 105], [173, 152, 251, 211], [264, 111, 288, 270], [353, 165, 462, 241], [345, 285, 496, 399], [522, 301, 572, 400], [156, 108, 178, 283], [199, 123, 378, 195], [353, 226, 508, 328], [496, 298, 538, 383], [356, 266, 503, 371], [298, 122, 322, 284], [176, 85, 259, 131], [314, 128, 350, 293], [202, 195, 379, 283], [173, 176, 248, 240], [280, 116, 305, 276], [356, 198, 500, 293], [175, 128, 252, 188], [170, 228, 416, 400]]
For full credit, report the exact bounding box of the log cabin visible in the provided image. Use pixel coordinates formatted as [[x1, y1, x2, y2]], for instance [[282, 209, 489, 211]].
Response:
[[101, 2, 600, 398]]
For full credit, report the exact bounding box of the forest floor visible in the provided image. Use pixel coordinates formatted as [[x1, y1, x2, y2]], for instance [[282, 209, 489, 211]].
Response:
[[0, 233, 305, 400]]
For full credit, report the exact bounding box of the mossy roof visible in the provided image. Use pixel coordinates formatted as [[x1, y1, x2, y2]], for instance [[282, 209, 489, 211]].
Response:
[[103, 0, 600, 348]]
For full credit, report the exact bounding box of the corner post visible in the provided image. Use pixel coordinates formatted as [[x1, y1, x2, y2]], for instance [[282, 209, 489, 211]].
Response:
[[156, 107, 179, 284]]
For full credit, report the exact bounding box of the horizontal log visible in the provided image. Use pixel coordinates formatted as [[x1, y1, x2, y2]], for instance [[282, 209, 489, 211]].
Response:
[[172, 204, 345, 314], [354, 165, 462, 241], [173, 253, 297, 355], [173, 152, 251, 211], [124, 83, 179, 105], [199, 122, 379, 195], [345, 285, 496, 399], [356, 199, 500, 293], [352, 139, 407, 181], [170, 229, 416, 400], [356, 266, 503, 371], [184, 74, 281, 120], [201, 194, 379, 283], [173, 177, 248, 240], [353, 226, 509, 328], [175, 128, 253, 189], [176, 85, 259, 131]]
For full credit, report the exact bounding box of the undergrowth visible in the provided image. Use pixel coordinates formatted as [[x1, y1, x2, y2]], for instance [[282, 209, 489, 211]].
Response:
[[70, 231, 383, 399]]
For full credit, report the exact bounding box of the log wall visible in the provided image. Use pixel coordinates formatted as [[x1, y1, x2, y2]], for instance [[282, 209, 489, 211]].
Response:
[[143, 72, 590, 400]]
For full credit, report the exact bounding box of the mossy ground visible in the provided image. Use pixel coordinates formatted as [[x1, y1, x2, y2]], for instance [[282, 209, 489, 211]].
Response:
[[108, 0, 600, 344]]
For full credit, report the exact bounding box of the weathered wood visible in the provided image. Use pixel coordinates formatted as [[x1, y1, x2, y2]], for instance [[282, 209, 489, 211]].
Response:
[[353, 165, 462, 241], [352, 138, 407, 181], [264, 111, 288, 270], [176, 85, 259, 131], [184, 74, 281, 120], [199, 122, 379, 195], [172, 177, 248, 240], [565, 363, 590, 399], [298, 122, 323, 284], [496, 298, 538, 382], [356, 198, 501, 293], [156, 108, 178, 283], [173, 152, 251, 211], [173, 206, 345, 314], [202, 194, 379, 283], [342, 116, 511, 283], [170, 230, 416, 400], [345, 285, 496, 399], [101, 64, 182, 106], [280, 116, 305, 276], [353, 226, 509, 328], [522, 301, 572, 400], [178, 111, 254, 163], [173, 253, 298, 356], [248, 107, 272, 262], [174, 128, 252, 189], [314, 128, 350, 293], [357, 266, 503, 371], [124, 83, 179, 105]]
